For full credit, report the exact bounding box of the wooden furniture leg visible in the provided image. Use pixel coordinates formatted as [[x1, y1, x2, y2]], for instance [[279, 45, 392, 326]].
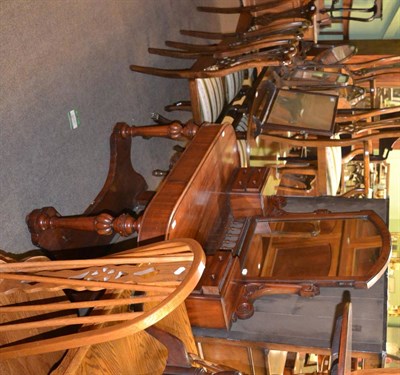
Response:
[[26, 120, 200, 258], [26, 123, 147, 259], [147, 326, 242, 374]]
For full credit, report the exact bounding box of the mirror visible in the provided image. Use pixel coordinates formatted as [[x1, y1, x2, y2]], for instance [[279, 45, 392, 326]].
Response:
[[239, 210, 391, 289], [233, 209, 391, 321]]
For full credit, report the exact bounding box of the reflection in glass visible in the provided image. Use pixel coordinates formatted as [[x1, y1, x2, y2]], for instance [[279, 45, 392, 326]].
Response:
[[242, 218, 383, 279]]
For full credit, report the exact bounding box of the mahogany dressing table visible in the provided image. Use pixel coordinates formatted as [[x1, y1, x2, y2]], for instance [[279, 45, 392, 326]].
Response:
[[26, 121, 392, 331]]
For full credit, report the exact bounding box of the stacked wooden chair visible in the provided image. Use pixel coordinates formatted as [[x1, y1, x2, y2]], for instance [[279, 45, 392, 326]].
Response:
[[253, 102, 400, 197], [276, 48, 400, 108], [239, 38, 400, 197], [130, 1, 400, 196], [319, 0, 383, 40], [0, 239, 210, 373], [129, 1, 315, 125], [196, 0, 317, 27]]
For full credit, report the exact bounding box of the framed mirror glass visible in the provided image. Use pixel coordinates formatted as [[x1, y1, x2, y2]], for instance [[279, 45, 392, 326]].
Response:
[[239, 210, 391, 289]]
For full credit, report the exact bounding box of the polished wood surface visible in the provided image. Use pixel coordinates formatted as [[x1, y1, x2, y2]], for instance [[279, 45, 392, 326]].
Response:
[[332, 302, 352, 375], [138, 122, 240, 245], [52, 303, 195, 375], [230, 167, 271, 218], [0, 239, 205, 361], [0, 256, 69, 375], [23, 118, 392, 331], [186, 255, 242, 329], [15, 2, 397, 373], [26, 123, 148, 259]]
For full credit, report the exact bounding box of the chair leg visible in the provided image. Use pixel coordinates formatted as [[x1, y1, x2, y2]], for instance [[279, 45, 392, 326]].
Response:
[[130, 58, 284, 79], [165, 40, 220, 52], [148, 47, 206, 59], [164, 101, 192, 112], [197, 0, 285, 14], [180, 29, 236, 40], [151, 112, 175, 125], [130, 65, 192, 78]]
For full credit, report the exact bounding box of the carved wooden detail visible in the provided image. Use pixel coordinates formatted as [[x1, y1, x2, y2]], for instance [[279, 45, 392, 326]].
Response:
[[27, 206, 141, 243], [234, 282, 320, 320], [116, 119, 200, 141]]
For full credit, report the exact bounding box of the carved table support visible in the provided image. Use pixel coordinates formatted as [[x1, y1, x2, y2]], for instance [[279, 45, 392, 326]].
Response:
[[27, 207, 140, 246], [116, 120, 200, 141], [234, 282, 320, 320]]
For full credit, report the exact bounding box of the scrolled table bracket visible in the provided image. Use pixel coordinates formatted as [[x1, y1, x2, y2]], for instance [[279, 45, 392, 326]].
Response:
[[233, 282, 320, 321]]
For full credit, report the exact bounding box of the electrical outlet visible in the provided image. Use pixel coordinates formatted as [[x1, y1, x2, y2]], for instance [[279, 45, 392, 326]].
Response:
[[68, 109, 80, 129]]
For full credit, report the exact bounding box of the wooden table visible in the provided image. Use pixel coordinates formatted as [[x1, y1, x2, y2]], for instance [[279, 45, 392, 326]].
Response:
[[138, 123, 240, 245], [137, 122, 277, 330]]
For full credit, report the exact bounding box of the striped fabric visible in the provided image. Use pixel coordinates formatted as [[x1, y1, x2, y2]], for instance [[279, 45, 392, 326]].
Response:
[[325, 142, 342, 196], [236, 139, 249, 168], [196, 77, 225, 122], [196, 66, 251, 122], [235, 114, 249, 167], [221, 113, 249, 167], [235, 113, 249, 133], [224, 70, 245, 104]]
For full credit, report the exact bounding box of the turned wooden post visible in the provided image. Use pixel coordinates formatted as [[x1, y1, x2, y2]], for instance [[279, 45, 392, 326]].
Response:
[[27, 207, 140, 242], [115, 120, 200, 141]]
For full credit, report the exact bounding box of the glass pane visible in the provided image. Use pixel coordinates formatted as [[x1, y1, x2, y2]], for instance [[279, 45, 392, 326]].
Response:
[[242, 217, 382, 279]]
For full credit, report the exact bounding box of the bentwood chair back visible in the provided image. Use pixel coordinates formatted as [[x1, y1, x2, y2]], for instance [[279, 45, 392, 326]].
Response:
[[0, 239, 205, 360]]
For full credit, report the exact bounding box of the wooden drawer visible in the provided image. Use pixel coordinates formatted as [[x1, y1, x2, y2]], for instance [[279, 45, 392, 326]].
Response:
[[192, 252, 233, 295], [230, 167, 270, 218]]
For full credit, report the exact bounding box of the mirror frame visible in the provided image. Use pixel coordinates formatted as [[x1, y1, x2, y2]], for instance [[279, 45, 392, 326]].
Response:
[[234, 208, 391, 320]]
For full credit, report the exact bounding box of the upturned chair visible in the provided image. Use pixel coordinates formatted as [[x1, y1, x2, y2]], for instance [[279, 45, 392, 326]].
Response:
[[148, 34, 302, 60], [178, 18, 311, 44], [247, 76, 400, 196], [0, 238, 205, 360], [196, 0, 305, 15], [142, 19, 310, 125], [320, 0, 383, 22], [296, 52, 400, 107], [131, 35, 299, 126], [161, 70, 250, 124], [197, 0, 317, 27], [130, 41, 297, 80], [318, 0, 383, 40], [344, 56, 400, 107], [130, 2, 309, 126], [263, 124, 400, 197]]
